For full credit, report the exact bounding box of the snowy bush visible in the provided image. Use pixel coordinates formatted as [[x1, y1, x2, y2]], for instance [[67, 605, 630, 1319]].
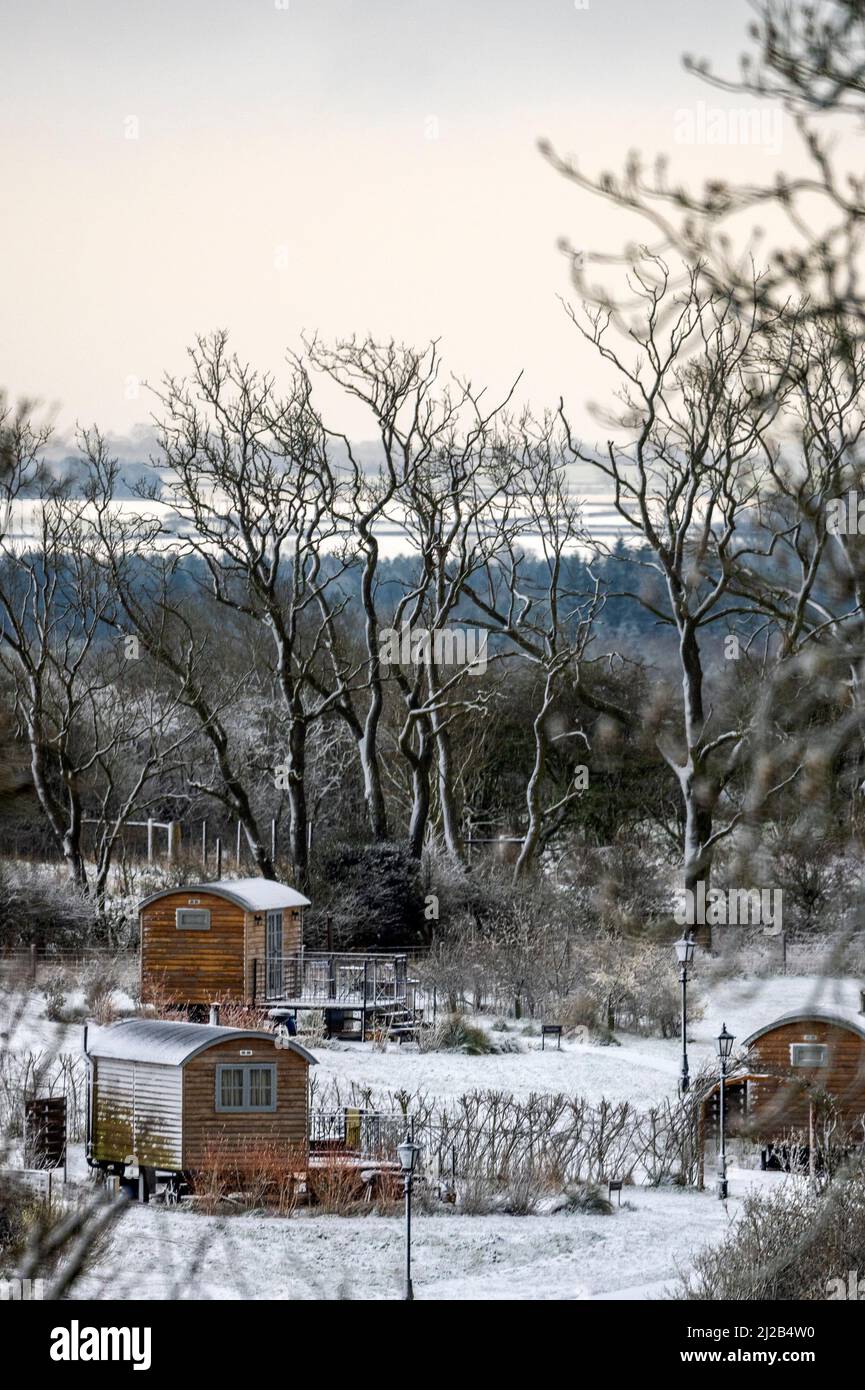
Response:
[[551, 1181, 615, 1215], [422, 1015, 497, 1055], [679, 1163, 865, 1300]]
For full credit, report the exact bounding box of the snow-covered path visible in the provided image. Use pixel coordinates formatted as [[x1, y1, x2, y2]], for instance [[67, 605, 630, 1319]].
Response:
[[73, 1170, 777, 1302]]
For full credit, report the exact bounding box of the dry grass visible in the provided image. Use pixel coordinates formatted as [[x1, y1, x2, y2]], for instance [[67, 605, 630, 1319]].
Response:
[[188, 1139, 306, 1216]]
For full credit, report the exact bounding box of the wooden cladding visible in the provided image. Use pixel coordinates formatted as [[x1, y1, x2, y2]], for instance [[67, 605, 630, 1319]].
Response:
[[182, 1037, 308, 1168], [747, 1019, 865, 1134], [141, 891, 303, 1005], [141, 891, 245, 1005]]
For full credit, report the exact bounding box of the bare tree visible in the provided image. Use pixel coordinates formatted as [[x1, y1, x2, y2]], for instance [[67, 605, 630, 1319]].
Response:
[[541, 0, 865, 343], [305, 337, 520, 859], [84, 438, 279, 879], [0, 464, 189, 892], [561, 262, 800, 906], [462, 413, 604, 878], [149, 333, 359, 881]]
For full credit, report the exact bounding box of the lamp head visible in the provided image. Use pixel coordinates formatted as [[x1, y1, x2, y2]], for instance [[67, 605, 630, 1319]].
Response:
[[717, 1022, 735, 1063], [397, 1132, 420, 1174], [674, 932, 696, 967]]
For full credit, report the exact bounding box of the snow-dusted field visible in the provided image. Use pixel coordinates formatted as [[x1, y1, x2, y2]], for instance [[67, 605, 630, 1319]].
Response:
[[71, 1169, 783, 1302], [4, 972, 862, 1108], [299, 974, 863, 1107]]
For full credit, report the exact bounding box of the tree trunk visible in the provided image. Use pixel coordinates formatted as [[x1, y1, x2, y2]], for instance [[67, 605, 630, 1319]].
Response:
[[407, 730, 433, 859], [513, 677, 554, 880], [359, 717, 389, 840], [679, 621, 715, 943], [287, 717, 309, 881], [359, 540, 389, 840]]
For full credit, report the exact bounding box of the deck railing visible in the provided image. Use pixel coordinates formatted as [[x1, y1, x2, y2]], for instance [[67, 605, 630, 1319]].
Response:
[[254, 951, 410, 1007], [309, 1109, 413, 1160]]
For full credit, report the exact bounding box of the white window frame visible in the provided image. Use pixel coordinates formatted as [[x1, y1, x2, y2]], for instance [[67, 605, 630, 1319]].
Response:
[[215, 1063, 277, 1113], [175, 908, 211, 931], [790, 1043, 828, 1067]]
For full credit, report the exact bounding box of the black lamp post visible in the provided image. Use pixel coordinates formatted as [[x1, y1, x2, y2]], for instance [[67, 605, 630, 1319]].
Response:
[[396, 1130, 421, 1300], [717, 1022, 735, 1200], [674, 932, 696, 1094]]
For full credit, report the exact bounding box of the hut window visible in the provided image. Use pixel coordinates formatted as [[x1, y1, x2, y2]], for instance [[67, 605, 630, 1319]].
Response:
[[176, 908, 211, 930], [215, 1064, 276, 1112], [790, 1043, 828, 1067]]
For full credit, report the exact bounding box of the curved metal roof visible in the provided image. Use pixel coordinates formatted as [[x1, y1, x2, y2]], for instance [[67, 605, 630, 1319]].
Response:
[[138, 877, 311, 912], [84, 1018, 317, 1067], [743, 1008, 865, 1049]]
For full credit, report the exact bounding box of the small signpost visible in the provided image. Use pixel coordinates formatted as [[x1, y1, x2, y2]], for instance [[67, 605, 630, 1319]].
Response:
[[608, 1179, 623, 1206], [541, 1023, 563, 1051]]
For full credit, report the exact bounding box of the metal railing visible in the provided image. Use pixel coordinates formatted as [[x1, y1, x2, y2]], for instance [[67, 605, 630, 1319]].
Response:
[[254, 951, 410, 1006], [309, 1110, 412, 1160]]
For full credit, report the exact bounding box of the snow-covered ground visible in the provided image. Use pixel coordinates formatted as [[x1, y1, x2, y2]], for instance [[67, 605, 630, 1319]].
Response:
[[4, 972, 861, 1108], [2, 971, 852, 1300], [295, 973, 863, 1107], [71, 1168, 785, 1302]]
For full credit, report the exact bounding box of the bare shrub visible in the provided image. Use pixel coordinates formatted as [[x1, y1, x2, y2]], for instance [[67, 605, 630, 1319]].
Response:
[[559, 990, 599, 1034], [0, 1175, 124, 1293], [498, 1164, 544, 1215], [41, 978, 69, 1023], [678, 1164, 865, 1300], [455, 1171, 495, 1215], [296, 1010, 328, 1047], [307, 1155, 369, 1214], [188, 1139, 305, 1215], [83, 966, 119, 1025], [311, 1074, 707, 1191]]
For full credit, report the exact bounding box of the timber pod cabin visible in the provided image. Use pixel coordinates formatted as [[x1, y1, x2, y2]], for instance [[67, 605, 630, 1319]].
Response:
[[139, 875, 416, 1039], [139, 877, 309, 1009], [743, 1006, 865, 1149], [84, 1018, 316, 1195], [698, 1003, 865, 1182]]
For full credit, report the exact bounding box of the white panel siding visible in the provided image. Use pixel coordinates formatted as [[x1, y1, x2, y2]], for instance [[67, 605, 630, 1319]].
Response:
[[132, 1062, 183, 1168], [93, 1058, 183, 1169]]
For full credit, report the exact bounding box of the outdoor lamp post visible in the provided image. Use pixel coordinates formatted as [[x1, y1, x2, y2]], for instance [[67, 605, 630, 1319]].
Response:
[[397, 1130, 421, 1301], [717, 1022, 735, 1200], [674, 932, 696, 1094]]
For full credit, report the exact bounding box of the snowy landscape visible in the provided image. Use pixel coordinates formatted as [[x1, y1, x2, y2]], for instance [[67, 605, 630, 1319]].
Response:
[[2, 967, 857, 1300], [5, 0, 865, 1337]]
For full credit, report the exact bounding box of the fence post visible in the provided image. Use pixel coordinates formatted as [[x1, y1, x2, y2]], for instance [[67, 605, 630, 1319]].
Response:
[[147, 818, 154, 864], [167, 821, 176, 862], [215, 837, 222, 878], [361, 961, 369, 1042], [201, 820, 208, 870], [271, 818, 276, 866], [29, 943, 37, 986], [236, 820, 241, 868]]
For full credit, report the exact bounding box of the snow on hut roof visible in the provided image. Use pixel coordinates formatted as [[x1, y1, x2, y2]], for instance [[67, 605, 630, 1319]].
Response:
[[744, 1007, 865, 1049], [138, 877, 311, 911], [84, 1018, 317, 1067]]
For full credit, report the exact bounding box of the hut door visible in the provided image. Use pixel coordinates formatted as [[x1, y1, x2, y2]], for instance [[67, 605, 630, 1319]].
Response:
[[266, 911, 283, 998]]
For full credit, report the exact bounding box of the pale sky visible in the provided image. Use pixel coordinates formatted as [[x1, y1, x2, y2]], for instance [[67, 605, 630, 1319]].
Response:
[[0, 0, 789, 448]]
